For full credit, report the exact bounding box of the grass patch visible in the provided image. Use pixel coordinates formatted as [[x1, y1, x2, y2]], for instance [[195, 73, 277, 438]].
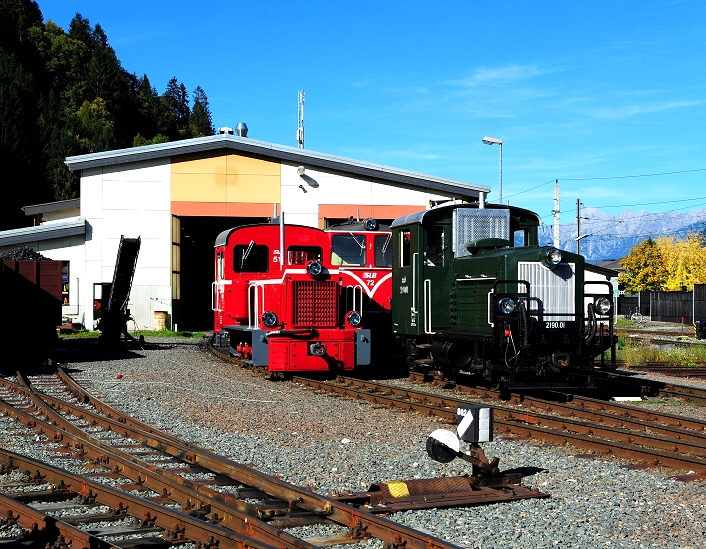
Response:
[[131, 329, 205, 339], [615, 318, 644, 329], [60, 328, 204, 339], [617, 340, 706, 366]]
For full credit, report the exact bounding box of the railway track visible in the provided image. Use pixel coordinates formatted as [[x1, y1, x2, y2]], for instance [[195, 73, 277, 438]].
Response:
[[594, 370, 706, 406], [292, 375, 706, 476], [0, 368, 465, 549]]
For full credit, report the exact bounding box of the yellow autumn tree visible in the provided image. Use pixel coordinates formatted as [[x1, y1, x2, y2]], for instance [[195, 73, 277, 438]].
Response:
[[656, 234, 706, 291], [619, 234, 706, 292], [619, 237, 668, 292]]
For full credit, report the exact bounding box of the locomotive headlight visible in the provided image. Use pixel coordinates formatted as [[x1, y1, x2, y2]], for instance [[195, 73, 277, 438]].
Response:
[[347, 311, 362, 327], [363, 217, 378, 231], [594, 297, 611, 315], [498, 297, 516, 314], [261, 311, 278, 327], [546, 248, 562, 266], [306, 260, 323, 276]]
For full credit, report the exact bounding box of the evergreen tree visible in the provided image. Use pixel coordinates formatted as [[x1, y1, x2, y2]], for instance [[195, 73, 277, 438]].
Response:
[[190, 85, 214, 136], [162, 76, 190, 137], [0, 3, 215, 227]]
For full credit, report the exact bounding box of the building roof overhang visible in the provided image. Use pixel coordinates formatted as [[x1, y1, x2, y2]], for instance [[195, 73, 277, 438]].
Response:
[[22, 199, 80, 216], [65, 135, 490, 200], [0, 218, 86, 248]]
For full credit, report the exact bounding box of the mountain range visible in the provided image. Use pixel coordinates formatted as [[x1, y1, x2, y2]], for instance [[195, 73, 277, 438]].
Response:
[[536, 207, 706, 263]]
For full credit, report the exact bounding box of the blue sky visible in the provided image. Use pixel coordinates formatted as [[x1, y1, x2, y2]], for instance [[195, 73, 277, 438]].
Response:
[[36, 0, 706, 223]]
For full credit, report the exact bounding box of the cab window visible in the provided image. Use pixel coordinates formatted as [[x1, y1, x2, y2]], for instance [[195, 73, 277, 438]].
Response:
[[425, 227, 444, 266], [400, 230, 411, 267], [513, 230, 527, 247], [331, 235, 366, 266], [233, 243, 269, 273], [288, 246, 322, 265], [374, 234, 392, 267]]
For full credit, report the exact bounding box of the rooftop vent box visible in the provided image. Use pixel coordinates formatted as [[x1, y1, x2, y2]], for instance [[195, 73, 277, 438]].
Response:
[[218, 127, 234, 135]]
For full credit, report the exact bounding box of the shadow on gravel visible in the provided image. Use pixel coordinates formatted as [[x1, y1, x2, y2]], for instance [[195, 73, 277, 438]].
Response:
[[501, 466, 547, 478]]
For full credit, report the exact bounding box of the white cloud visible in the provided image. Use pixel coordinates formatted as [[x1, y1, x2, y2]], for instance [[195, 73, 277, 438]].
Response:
[[448, 64, 555, 88]]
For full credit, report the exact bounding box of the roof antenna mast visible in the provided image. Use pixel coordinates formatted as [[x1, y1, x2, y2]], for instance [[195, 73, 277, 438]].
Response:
[[297, 90, 305, 149]]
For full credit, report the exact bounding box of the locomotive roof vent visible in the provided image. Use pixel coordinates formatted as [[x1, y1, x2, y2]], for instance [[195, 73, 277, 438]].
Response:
[[235, 123, 248, 137]]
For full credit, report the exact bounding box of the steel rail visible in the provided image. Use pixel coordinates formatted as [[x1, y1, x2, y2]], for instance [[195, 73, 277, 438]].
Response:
[[0, 491, 118, 549], [334, 375, 706, 441], [8, 370, 464, 549], [594, 370, 706, 406], [293, 377, 706, 472], [0, 382, 317, 549], [0, 448, 281, 549]]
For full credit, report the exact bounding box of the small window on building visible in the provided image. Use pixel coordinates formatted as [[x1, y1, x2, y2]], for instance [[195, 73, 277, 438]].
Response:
[[331, 235, 366, 266], [288, 246, 322, 265], [374, 235, 392, 267], [61, 261, 69, 304], [233, 243, 269, 273], [400, 230, 411, 267]]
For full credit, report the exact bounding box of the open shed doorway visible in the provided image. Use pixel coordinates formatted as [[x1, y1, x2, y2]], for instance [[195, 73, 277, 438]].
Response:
[[175, 216, 269, 331]]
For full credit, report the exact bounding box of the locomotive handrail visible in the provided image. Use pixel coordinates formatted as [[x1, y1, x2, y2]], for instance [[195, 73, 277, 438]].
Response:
[[266, 329, 315, 337], [489, 279, 530, 296], [423, 279, 432, 334], [488, 279, 530, 327], [345, 284, 363, 314], [411, 252, 419, 313]]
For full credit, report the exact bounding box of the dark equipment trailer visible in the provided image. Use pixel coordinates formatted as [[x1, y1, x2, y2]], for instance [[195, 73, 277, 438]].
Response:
[[95, 236, 143, 347], [0, 258, 62, 361]]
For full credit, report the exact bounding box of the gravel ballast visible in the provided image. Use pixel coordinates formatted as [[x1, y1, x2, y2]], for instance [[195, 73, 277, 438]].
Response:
[[4, 338, 706, 548]]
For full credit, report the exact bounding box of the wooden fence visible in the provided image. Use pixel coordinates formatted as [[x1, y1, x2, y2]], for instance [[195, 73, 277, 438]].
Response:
[[618, 285, 706, 324]]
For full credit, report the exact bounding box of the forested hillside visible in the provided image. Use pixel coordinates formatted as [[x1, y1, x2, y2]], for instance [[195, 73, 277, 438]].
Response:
[[0, 0, 214, 230]]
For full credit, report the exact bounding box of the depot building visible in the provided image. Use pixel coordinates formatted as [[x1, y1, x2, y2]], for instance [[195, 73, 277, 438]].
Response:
[[0, 132, 490, 331]]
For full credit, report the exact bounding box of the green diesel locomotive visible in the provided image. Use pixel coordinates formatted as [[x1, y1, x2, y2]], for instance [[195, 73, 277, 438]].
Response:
[[391, 203, 616, 389]]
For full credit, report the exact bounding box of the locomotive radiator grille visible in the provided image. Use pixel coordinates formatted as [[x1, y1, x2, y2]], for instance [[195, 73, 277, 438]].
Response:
[[292, 280, 338, 326], [518, 262, 576, 321], [453, 209, 510, 258]]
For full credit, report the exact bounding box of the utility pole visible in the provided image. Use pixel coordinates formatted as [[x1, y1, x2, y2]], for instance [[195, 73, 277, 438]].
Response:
[[297, 90, 305, 149], [576, 199, 582, 256], [552, 181, 560, 248]]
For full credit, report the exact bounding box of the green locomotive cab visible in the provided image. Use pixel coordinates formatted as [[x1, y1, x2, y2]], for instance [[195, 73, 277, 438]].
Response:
[[391, 203, 616, 389]]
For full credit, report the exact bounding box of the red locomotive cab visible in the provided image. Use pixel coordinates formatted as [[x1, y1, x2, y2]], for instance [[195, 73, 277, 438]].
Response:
[[326, 218, 393, 341], [229, 279, 249, 321], [213, 222, 375, 374]]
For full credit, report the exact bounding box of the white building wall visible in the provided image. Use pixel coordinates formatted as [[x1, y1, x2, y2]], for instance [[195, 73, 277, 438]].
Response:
[[280, 161, 457, 227], [280, 163, 320, 227], [81, 159, 172, 331]]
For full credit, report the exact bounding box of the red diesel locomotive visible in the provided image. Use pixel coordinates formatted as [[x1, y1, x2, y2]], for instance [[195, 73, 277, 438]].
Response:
[[213, 218, 392, 375]]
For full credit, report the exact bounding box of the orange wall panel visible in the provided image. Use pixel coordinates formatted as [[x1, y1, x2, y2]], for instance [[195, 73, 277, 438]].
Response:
[[171, 201, 275, 217], [171, 151, 281, 203], [224, 174, 281, 203]]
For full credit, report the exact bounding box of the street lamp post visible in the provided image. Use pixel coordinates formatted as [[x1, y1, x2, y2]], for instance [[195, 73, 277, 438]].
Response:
[[482, 137, 503, 203]]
